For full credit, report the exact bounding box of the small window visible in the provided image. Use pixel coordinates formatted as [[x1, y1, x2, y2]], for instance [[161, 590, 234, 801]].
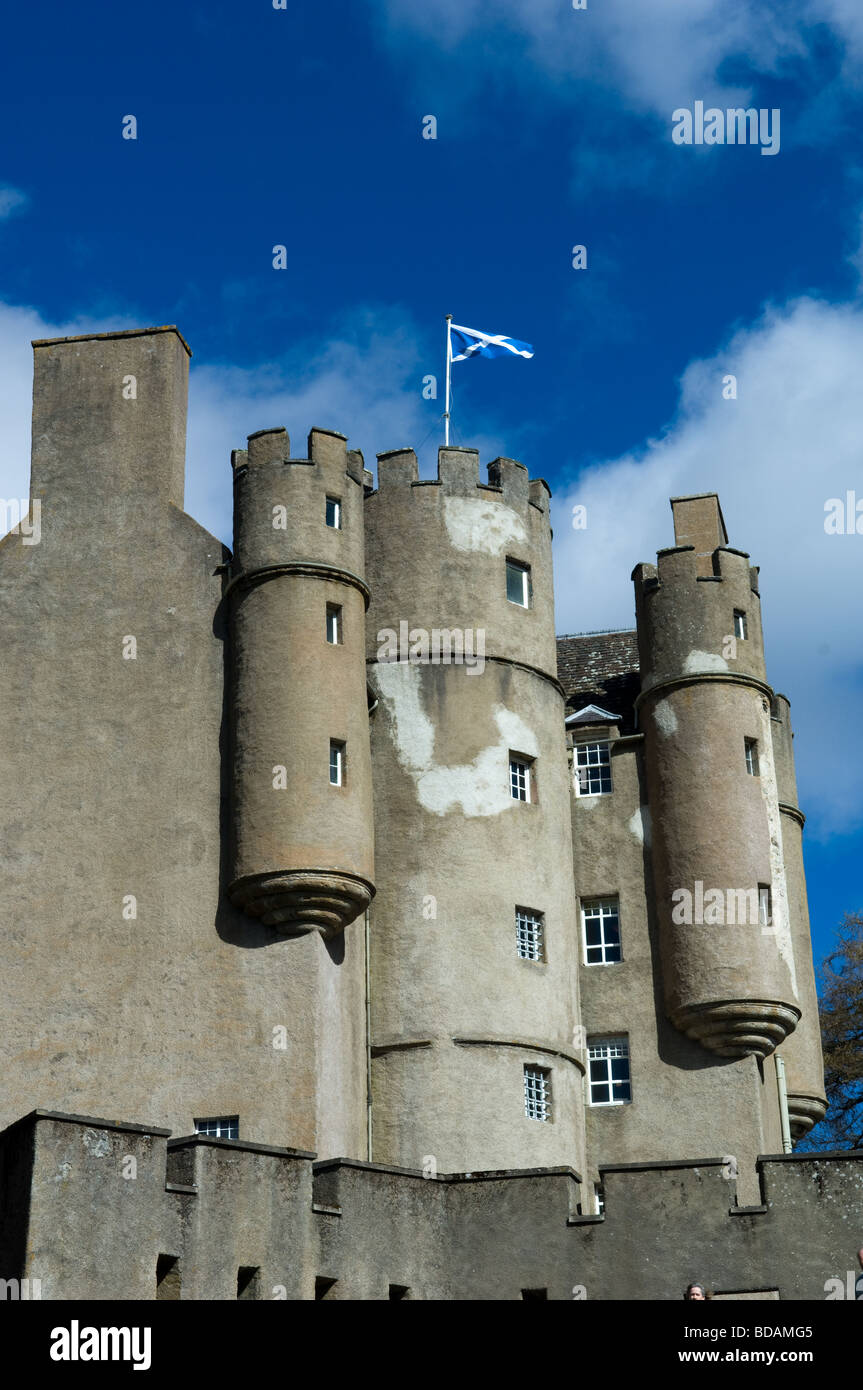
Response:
[[156, 1255, 181, 1301], [315, 1277, 338, 1300], [758, 884, 772, 927], [237, 1267, 260, 1301], [330, 740, 345, 786], [194, 1116, 239, 1139], [388, 1284, 410, 1300], [582, 898, 622, 965], [744, 738, 759, 776], [506, 559, 531, 607], [734, 610, 748, 640], [594, 1184, 605, 1216], [325, 496, 341, 528], [326, 604, 341, 644], [587, 1038, 631, 1106], [574, 741, 612, 796], [510, 754, 533, 803], [516, 908, 545, 962], [524, 1064, 551, 1121]]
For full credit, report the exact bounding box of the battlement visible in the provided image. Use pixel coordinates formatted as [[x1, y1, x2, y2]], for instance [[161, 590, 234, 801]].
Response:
[[372, 445, 550, 515], [231, 426, 365, 486], [634, 544, 759, 595], [2, 1109, 860, 1301]]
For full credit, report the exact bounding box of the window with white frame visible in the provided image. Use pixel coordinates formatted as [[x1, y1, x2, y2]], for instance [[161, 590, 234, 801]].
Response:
[[524, 1064, 551, 1121], [510, 754, 533, 802], [325, 495, 341, 529], [516, 908, 545, 962], [506, 558, 531, 608], [329, 740, 345, 786], [574, 740, 612, 796], [194, 1116, 239, 1139], [326, 604, 341, 644], [734, 609, 748, 640], [594, 1184, 605, 1216], [744, 737, 759, 776], [582, 897, 622, 965], [587, 1038, 631, 1106]]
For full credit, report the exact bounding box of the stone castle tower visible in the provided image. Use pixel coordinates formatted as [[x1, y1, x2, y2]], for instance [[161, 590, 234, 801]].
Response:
[[0, 326, 836, 1300]]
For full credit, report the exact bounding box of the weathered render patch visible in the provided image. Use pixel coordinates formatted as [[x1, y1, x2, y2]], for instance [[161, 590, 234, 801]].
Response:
[[629, 805, 652, 846], [653, 699, 678, 738], [374, 662, 538, 817], [442, 496, 527, 555], [758, 700, 798, 999], [684, 649, 729, 675]]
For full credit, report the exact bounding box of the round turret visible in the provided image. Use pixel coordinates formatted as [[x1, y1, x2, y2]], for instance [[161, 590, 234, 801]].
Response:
[[364, 444, 587, 1179], [635, 496, 800, 1059], [227, 426, 374, 936]]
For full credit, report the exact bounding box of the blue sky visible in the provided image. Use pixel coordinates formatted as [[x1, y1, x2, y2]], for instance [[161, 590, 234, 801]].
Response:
[[2, 0, 863, 976]]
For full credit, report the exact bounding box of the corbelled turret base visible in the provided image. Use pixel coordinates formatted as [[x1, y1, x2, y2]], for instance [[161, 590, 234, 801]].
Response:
[[228, 870, 374, 937], [787, 1093, 828, 1138], [670, 1000, 801, 1059]]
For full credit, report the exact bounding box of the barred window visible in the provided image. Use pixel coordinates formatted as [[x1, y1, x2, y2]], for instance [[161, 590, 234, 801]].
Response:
[[587, 1038, 631, 1106], [574, 741, 612, 796], [194, 1116, 239, 1139], [510, 755, 532, 802], [524, 1065, 551, 1121], [744, 738, 759, 776], [516, 908, 545, 962], [582, 898, 622, 965]]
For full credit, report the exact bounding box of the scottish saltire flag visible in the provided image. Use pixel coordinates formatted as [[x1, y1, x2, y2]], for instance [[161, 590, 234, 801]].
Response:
[[450, 323, 534, 362]]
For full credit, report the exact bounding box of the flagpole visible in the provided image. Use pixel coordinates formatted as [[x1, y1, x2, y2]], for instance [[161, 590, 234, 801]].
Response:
[[444, 314, 452, 446]]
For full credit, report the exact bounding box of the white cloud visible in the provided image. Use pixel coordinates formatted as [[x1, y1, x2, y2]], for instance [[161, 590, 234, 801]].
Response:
[[379, 0, 860, 117], [552, 293, 863, 838], [0, 185, 28, 220]]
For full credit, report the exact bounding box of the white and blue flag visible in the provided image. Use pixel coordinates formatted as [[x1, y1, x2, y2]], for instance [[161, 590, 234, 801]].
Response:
[[449, 323, 534, 362]]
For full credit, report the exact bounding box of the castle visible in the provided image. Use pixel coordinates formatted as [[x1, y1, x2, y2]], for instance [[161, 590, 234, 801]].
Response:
[[0, 324, 858, 1302]]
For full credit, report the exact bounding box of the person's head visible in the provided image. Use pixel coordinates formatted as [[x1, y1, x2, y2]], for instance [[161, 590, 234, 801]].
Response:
[[685, 1283, 706, 1300]]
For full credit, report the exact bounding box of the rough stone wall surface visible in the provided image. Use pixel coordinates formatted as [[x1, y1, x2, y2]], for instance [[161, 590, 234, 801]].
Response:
[[364, 448, 586, 1178], [3, 1113, 861, 1301], [0, 329, 365, 1159]]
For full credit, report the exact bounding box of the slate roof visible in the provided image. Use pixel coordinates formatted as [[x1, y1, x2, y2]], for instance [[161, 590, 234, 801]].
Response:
[[555, 630, 641, 732]]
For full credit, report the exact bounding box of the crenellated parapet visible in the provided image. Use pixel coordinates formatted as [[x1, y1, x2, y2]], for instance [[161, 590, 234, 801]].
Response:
[[4, 1109, 861, 1301], [366, 445, 555, 679], [633, 542, 766, 694]]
